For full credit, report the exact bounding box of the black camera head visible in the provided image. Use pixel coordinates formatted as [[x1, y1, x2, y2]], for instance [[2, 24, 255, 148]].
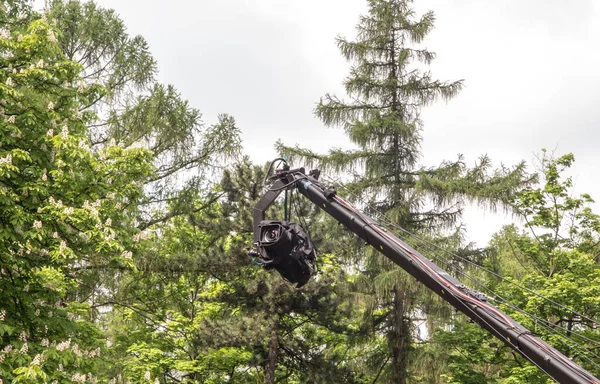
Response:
[[254, 220, 316, 288]]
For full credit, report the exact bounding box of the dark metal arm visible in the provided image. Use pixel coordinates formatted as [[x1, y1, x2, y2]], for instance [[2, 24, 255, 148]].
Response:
[[282, 171, 599, 384], [253, 179, 286, 243], [253, 167, 306, 243]]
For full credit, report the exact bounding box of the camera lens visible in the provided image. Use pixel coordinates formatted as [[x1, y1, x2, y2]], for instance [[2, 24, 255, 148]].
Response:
[[263, 227, 280, 243]]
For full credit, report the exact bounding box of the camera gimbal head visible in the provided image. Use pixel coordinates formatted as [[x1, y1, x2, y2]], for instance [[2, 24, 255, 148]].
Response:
[[250, 161, 317, 287]]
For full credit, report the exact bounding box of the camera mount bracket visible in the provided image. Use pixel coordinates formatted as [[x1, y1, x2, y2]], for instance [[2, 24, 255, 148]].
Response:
[[250, 165, 317, 287], [252, 167, 306, 243]]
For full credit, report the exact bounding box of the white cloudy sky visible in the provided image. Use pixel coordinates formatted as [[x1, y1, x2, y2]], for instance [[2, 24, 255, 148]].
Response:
[[43, 0, 600, 246]]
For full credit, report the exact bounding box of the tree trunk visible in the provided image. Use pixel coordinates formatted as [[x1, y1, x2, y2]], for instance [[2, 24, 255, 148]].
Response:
[[265, 323, 278, 384], [391, 284, 409, 384]]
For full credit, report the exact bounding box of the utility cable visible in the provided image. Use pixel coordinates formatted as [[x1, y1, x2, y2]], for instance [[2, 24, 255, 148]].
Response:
[[399, 233, 600, 372], [366, 208, 600, 347]]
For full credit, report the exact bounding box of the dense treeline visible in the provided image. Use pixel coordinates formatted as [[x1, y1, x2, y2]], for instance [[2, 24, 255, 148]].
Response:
[[1, 0, 599, 383]]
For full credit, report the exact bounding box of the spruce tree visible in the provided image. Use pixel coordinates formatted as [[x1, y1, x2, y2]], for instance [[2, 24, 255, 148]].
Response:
[[278, 0, 531, 382]]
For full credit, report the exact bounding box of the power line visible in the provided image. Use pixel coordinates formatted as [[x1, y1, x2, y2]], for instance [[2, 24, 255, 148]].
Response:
[[401, 233, 600, 372], [369, 209, 600, 347]]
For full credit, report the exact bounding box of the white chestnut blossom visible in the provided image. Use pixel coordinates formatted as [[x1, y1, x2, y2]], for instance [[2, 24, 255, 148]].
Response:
[[56, 339, 70, 351], [61, 125, 68, 140], [72, 344, 82, 357], [0, 154, 12, 165], [32, 353, 43, 365]]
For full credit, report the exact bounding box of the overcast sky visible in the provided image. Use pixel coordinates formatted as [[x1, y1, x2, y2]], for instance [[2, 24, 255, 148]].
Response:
[[47, 0, 600, 246]]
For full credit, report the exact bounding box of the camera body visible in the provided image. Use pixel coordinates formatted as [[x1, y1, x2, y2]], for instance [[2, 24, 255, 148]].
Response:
[[256, 220, 315, 287]]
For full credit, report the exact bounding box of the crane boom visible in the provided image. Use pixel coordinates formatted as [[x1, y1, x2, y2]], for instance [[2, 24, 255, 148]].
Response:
[[251, 164, 600, 384]]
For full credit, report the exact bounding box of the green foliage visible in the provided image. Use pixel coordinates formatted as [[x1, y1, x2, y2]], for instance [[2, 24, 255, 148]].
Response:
[[0, 1, 35, 29], [512, 151, 600, 275], [436, 152, 600, 382], [103, 159, 366, 383], [0, 9, 154, 382], [47, 0, 156, 96], [434, 322, 502, 384], [47, 0, 242, 229], [1, 2, 240, 382]]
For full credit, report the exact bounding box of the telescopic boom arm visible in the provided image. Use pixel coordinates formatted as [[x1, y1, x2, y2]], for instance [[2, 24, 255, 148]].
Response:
[[252, 165, 600, 384]]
